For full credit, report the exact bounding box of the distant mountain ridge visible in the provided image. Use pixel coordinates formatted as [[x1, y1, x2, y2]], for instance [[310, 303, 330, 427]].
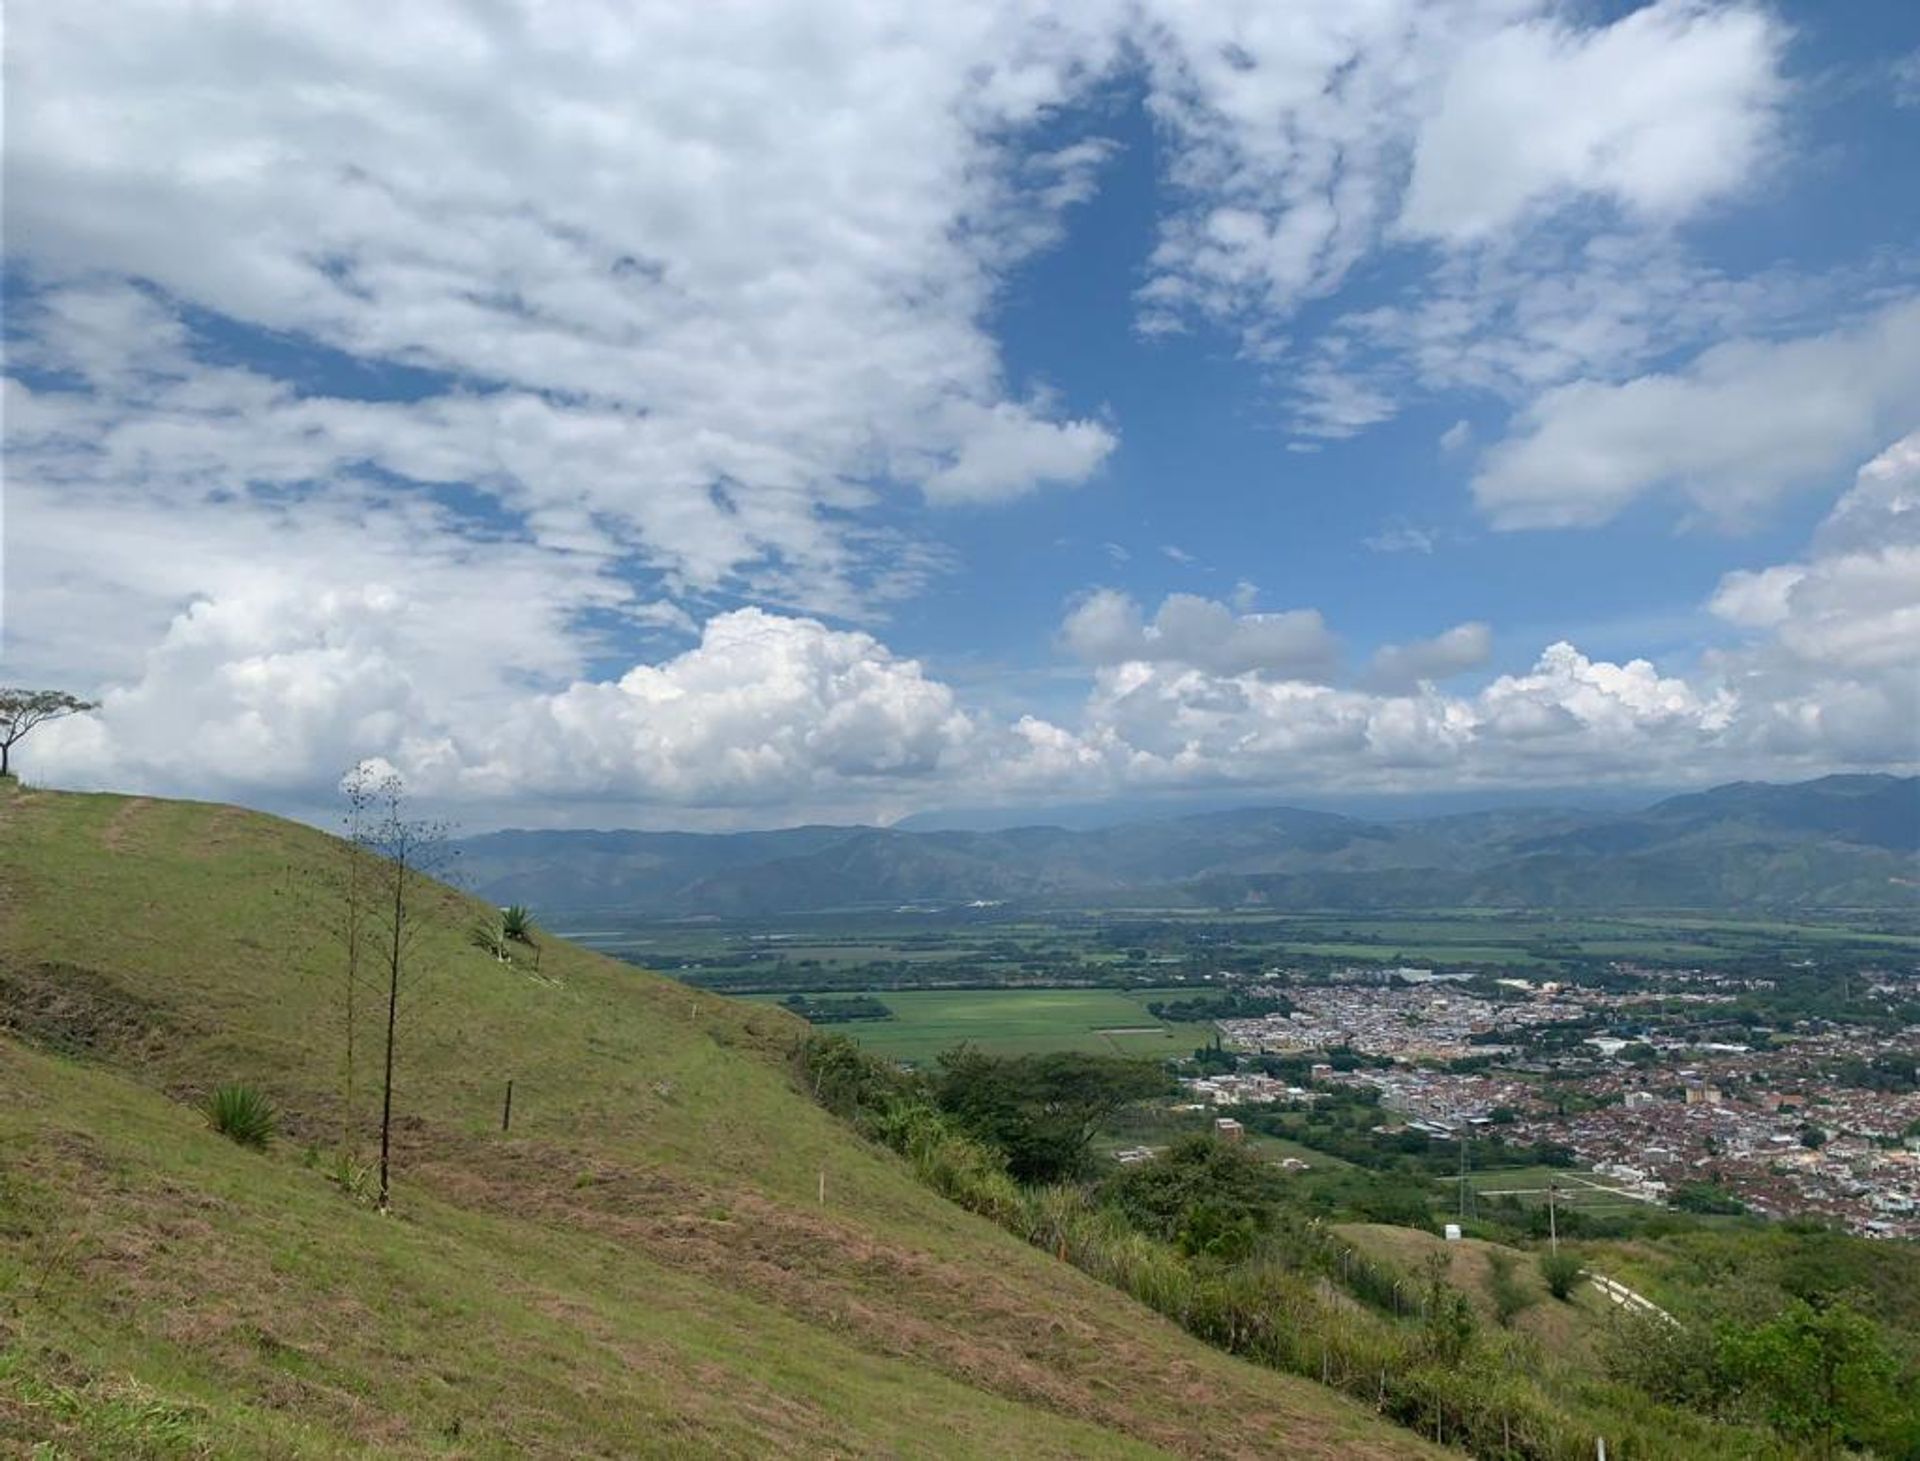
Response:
[[457, 774, 1920, 915]]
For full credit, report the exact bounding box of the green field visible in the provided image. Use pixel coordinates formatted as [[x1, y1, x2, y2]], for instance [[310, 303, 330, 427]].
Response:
[[1446, 1165, 1653, 1214], [749, 986, 1212, 1062], [566, 903, 1920, 1002]]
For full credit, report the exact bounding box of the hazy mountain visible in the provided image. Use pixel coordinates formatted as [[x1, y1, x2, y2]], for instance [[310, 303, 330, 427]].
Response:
[[457, 774, 1919, 915]]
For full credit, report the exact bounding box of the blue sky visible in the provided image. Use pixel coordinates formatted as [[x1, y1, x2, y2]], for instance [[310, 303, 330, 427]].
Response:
[[6, 0, 1918, 827]]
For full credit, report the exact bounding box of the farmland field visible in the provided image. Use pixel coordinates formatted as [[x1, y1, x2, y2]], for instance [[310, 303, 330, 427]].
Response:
[[745, 986, 1212, 1062], [1447, 1165, 1652, 1213], [569, 905, 1919, 1000]]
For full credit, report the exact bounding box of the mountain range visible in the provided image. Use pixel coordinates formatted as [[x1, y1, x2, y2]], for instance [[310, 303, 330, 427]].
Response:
[[457, 774, 1920, 917]]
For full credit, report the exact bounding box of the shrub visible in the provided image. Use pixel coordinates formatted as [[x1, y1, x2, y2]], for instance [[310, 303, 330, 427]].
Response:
[[1487, 1248, 1535, 1327], [501, 904, 535, 943], [1539, 1249, 1583, 1301], [470, 919, 512, 961], [203, 1083, 277, 1149]]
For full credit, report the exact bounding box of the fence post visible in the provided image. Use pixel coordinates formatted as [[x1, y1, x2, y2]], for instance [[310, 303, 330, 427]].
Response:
[[501, 1079, 513, 1132]]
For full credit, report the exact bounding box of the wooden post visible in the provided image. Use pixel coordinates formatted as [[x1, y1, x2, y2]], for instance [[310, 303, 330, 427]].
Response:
[[501, 1079, 513, 1133], [818, 1169, 826, 1204]]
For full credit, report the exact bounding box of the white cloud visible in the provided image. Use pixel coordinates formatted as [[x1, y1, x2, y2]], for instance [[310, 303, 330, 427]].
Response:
[[35, 591, 978, 819], [4, 0, 1122, 621], [1703, 434, 1920, 766], [1060, 590, 1340, 680], [1028, 636, 1738, 794], [476, 610, 975, 806], [10, 2, 1914, 823], [1894, 47, 1920, 108], [1474, 296, 1920, 528], [1708, 566, 1804, 630], [916, 401, 1114, 506], [1364, 522, 1441, 555], [1399, 1, 1783, 241], [1365, 622, 1492, 690], [1136, 1, 1785, 329]]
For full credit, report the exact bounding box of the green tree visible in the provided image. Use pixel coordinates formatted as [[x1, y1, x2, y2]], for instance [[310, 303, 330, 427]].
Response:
[[935, 1047, 1168, 1184], [0, 688, 97, 779], [1101, 1134, 1288, 1249], [1720, 1299, 1897, 1454]]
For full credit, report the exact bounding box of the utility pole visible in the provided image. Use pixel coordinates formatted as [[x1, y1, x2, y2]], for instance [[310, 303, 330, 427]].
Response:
[[1458, 1130, 1470, 1221]]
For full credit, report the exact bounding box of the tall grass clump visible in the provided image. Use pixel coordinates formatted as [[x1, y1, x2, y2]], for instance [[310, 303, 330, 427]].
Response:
[[202, 1083, 277, 1149]]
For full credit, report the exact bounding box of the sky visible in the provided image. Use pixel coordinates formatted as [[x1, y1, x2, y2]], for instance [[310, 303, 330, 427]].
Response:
[[4, 0, 1917, 830]]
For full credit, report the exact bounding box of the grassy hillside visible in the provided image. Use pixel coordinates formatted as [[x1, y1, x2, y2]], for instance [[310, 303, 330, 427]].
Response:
[[0, 783, 1435, 1458], [1337, 1225, 1613, 1368]]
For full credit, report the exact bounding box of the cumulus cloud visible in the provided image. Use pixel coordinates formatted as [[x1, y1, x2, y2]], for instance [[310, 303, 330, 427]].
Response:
[[1060, 590, 1340, 680], [477, 610, 975, 805], [1399, 1, 1782, 241], [1474, 296, 1920, 528], [917, 401, 1114, 506], [1703, 433, 1920, 765], [1364, 622, 1492, 690], [37, 597, 978, 818], [1030, 637, 1737, 795]]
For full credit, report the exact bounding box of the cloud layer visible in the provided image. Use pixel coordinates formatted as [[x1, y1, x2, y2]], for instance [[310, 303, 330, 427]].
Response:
[[34, 436, 1914, 821], [8, 1, 1915, 824]]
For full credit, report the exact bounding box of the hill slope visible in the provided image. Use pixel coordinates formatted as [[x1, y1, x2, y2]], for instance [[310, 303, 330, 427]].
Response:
[[0, 784, 1432, 1458], [458, 774, 1920, 915]]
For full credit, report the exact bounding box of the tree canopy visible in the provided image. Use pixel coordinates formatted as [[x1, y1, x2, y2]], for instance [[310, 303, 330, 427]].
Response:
[[0, 688, 98, 778], [933, 1047, 1169, 1184]]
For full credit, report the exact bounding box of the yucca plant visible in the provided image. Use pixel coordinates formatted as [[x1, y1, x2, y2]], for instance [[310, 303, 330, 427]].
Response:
[[203, 1083, 277, 1149], [500, 904, 535, 944]]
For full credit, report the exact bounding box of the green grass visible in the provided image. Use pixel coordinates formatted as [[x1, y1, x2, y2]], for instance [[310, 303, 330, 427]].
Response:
[[747, 986, 1212, 1062], [0, 783, 1431, 1459], [1450, 1165, 1652, 1212]]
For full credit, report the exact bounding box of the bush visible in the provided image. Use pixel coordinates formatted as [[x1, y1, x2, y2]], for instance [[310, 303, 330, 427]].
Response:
[[1487, 1248, 1535, 1327], [501, 904, 535, 943], [203, 1083, 277, 1149], [1539, 1249, 1583, 1301]]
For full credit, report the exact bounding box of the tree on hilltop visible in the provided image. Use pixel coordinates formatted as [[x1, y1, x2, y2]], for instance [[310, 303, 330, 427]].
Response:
[[0, 688, 98, 778]]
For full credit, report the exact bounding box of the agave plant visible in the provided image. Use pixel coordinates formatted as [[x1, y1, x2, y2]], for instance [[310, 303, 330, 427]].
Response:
[[500, 904, 536, 944], [203, 1083, 277, 1149]]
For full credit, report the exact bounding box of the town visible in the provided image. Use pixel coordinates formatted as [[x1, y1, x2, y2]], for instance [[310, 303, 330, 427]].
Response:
[[1188, 962, 1920, 1238]]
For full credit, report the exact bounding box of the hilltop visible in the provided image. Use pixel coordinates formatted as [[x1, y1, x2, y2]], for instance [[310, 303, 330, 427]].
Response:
[[458, 774, 1920, 916], [0, 782, 1433, 1458]]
